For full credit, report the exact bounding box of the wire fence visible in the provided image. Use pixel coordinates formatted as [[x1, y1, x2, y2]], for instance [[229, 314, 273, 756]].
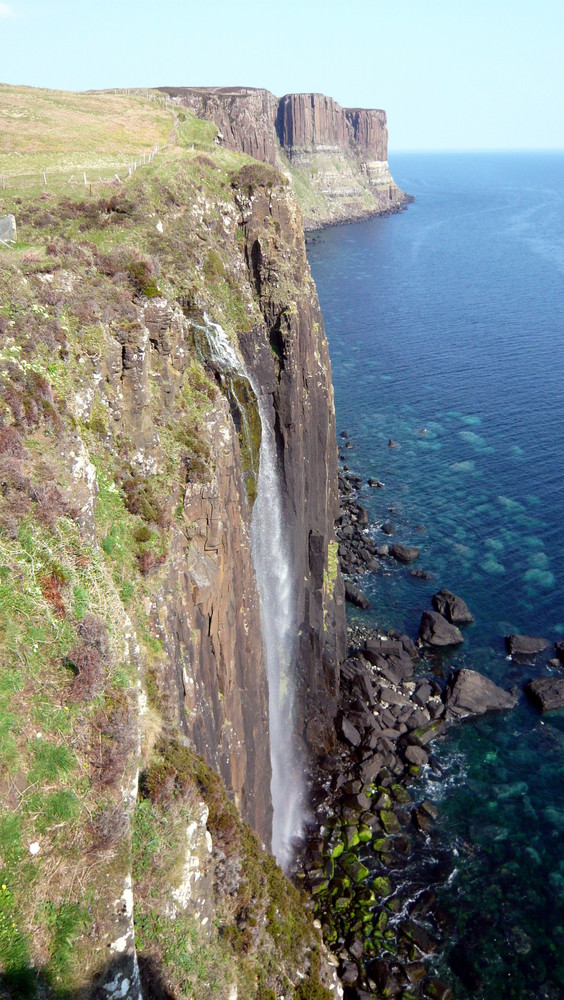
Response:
[[0, 90, 176, 196], [0, 145, 162, 195]]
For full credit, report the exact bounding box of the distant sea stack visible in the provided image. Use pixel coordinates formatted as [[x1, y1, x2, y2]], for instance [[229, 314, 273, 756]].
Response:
[[158, 86, 411, 228]]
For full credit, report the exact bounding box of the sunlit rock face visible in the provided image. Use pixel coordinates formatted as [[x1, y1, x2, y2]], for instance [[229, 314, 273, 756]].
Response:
[[159, 85, 410, 228]]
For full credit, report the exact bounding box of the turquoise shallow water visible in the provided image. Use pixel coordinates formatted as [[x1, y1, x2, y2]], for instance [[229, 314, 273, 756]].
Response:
[[307, 153, 564, 998]]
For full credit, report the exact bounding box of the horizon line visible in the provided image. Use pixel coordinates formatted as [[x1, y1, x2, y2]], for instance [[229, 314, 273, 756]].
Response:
[[390, 147, 564, 155]]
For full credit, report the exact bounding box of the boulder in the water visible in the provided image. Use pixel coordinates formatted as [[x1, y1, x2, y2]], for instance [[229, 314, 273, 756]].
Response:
[[505, 634, 548, 658], [526, 676, 564, 712], [419, 610, 463, 647], [554, 641, 564, 665], [344, 581, 370, 609], [432, 588, 474, 624], [390, 543, 420, 564], [444, 668, 518, 719]]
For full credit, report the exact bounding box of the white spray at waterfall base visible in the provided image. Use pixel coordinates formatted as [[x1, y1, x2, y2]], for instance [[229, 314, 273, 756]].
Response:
[[199, 316, 302, 869]]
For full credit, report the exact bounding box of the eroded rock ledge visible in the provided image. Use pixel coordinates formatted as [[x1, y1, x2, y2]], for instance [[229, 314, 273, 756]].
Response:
[[158, 86, 411, 228]]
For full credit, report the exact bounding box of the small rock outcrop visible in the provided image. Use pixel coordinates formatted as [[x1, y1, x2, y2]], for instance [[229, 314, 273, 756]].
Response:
[[444, 668, 518, 719], [345, 580, 370, 609], [526, 677, 564, 711], [390, 543, 420, 564], [418, 611, 464, 647], [432, 589, 474, 624], [506, 634, 549, 658]]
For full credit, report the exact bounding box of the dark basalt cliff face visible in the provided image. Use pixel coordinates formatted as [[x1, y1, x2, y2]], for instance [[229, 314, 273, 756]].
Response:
[[345, 107, 388, 160], [160, 86, 281, 165], [160, 85, 410, 228], [276, 92, 352, 150], [236, 179, 346, 754], [0, 90, 345, 996]]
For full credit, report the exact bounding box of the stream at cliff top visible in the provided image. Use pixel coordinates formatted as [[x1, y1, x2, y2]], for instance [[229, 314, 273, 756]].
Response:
[[307, 153, 564, 998]]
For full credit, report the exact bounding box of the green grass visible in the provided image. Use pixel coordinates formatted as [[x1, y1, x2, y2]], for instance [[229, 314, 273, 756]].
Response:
[[0, 85, 173, 196], [39, 900, 92, 991], [28, 741, 76, 782], [0, 81, 337, 997]]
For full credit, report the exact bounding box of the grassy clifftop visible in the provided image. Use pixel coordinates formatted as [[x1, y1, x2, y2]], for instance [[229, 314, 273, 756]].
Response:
[[0, 85, 335, 999], [0, 85, 171, 191]]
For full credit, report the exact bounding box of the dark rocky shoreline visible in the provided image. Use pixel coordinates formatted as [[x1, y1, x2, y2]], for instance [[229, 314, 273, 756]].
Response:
[[297, 621, 454, 999], [296, 448, 564, 999]]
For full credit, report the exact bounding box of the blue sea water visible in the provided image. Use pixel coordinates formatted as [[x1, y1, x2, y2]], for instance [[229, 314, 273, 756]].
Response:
[[307, 153, 564, 998]]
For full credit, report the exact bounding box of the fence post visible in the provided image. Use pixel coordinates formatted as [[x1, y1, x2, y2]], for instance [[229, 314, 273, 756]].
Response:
[[83, 172, 87, 185], [43, 172, 47, 186]]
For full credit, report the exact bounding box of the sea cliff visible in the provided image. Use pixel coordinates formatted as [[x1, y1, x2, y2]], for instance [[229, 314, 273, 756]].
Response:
[[0, 85, 345, 998], [159, 86, 410, 228]]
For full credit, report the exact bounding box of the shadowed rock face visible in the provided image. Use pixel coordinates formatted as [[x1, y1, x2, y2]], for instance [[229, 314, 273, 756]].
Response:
[[158, 85, 410, 228], [346, 107, 388, 159], [234, 175, 346, 759], [147, 171, 347, 843]]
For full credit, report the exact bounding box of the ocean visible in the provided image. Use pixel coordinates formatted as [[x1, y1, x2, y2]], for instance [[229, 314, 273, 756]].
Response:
[[307, 152, 564, 998]]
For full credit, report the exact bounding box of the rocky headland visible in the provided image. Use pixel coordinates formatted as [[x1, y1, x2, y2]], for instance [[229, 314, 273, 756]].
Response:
[[158, 86, 412, 228]]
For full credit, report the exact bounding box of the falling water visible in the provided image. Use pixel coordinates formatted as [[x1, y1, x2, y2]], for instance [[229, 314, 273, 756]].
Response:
[[197, 316, 300, 868]]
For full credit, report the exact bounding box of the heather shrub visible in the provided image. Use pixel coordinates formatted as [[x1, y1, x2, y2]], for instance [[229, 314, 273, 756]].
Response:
[[89, 804, 130, 851], [89, 697, 137, 787], [0, 428, 25, 458], [66, 646, 104, 701]]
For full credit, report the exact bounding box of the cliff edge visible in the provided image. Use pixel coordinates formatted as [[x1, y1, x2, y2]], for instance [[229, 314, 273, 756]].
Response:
[[159, 86, 411, 228], [0, 85, 344, 998]]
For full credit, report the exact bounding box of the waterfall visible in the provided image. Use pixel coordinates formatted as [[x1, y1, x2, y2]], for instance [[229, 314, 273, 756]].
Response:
[[197, 315, 301, 869]]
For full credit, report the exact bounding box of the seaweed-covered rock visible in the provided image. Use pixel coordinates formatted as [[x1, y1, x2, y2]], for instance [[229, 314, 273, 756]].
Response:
[[407, 719, 446, 747], [425, 979, 454, 1000]]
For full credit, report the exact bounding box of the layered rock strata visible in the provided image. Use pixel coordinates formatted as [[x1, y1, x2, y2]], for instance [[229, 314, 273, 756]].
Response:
[[159, 86, 411, 228]]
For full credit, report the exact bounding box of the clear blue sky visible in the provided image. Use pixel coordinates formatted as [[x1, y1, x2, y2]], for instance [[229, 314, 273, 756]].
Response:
[[1, 0, 563, 150]]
